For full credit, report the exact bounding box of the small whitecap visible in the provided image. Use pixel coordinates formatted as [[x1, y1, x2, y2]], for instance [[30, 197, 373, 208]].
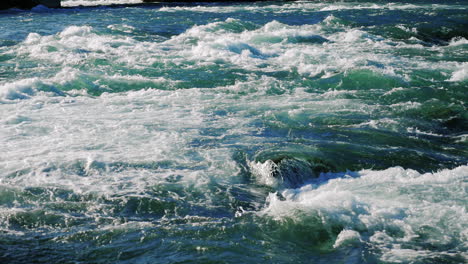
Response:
[[448, 63, 468, 82], [249, 160, 279, 188], [61, 0, 142, 7], [0, 78, 41, 101], [333, 229, 362, 248], [59, 25, 93, 38], [449, 37, 468, 46], [24, 33, 42, 44]]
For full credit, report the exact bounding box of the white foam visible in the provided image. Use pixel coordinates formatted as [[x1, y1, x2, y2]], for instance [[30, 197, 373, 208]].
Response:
[[449, 62, 468, 82], [0, 3, 466, 260], [350, 118, 399, 130], [107, 24, 135, 33], [317, 2, 464, 12], [0, 85, 245, 197], [449, 37, 468, 46], [52, 67, 82, 84], [0, 78, 42, 101], [59, 25, 92, 37], [249, 160, 279, 188], [454, 134, 468, 143], [406, 127, 444, 137], [167, 18, 381, 78], [61, 0, 143, 7], [1, 68, 89, 102], [383, 87, 407, 96], [261, 166, 468, 260], [319, 4, 378, 12], [16, 25, 140, 66], [395, 24, 418, 34], [24, 32, 42, 44], [333, 229, 362, 248], [7, 15, 461, 94]]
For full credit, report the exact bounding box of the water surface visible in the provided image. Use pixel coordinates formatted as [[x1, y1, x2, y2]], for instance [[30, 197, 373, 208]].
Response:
[[0, 1, 467, 263]]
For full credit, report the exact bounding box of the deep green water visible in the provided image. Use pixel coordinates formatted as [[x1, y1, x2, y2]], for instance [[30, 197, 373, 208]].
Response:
[[0, 1, 467, 263]]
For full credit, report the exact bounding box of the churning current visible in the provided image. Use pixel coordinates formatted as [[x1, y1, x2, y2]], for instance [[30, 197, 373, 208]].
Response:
[[0, 1, 467, 263]]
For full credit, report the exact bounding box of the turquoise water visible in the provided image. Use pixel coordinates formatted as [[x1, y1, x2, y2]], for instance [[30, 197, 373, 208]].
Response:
[[0, 1, 467, 263]]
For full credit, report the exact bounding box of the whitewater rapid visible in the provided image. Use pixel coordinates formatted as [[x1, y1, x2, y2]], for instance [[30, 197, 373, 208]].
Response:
[[1, 1, 466, 263]]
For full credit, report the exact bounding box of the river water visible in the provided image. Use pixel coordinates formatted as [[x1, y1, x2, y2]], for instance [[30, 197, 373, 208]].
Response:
[[0, 1, 467, 263]]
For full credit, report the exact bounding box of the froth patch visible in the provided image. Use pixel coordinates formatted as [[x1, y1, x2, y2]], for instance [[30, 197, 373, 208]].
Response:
[[333, 229, 362, 248], [449, 63, 468, 82], [61, 0, 143, 7], [59, 25, 92, 38], [11, 16, 457, 96], [18, 25, 138, 65], [0, 78, 41, 101], [0, 68, 91, 101], [249, 160, 279, 188], [449, 37, 468, 46], [261, 165, 468, 260]]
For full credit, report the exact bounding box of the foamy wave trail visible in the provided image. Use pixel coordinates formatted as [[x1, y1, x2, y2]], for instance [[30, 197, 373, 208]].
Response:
[[258, 165, 468, 263], [61, 0, 143, 7], [0, 1, 467, 263]]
